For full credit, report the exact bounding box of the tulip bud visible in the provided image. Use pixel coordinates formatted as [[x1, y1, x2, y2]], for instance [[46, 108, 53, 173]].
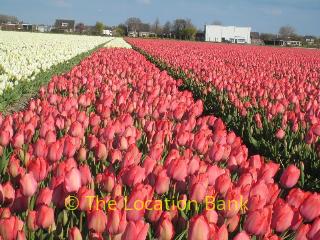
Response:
[[122, 220, 149, 240], [106, 208, 127, 235], [27, 211, 38, 231], [280, 164, 300, 188], [68, 227, 83, 240], [275, 129, 285, 140], [271, 199, 294, 233], [64, 168, 82, 193], [36, 205, 55, 229], [87, 210, 107, 233], [300, 193, 320, 221], [188, 215, 210, 240], [20, 173, 37, 197], [157, 212, 175, 240]]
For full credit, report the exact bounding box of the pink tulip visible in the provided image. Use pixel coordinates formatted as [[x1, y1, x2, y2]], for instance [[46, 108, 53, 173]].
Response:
[[188, 215, 210, 240], [64, 168, 82, 193], [20, 173, 37, 197], [121, 220, 149, 240], [87, 210, 108, 233], [280, 164, 300, 188]]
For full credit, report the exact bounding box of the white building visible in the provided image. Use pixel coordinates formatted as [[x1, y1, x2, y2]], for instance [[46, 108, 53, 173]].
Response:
[[205, 25, 251, 44], [102, 29, 113, 36]]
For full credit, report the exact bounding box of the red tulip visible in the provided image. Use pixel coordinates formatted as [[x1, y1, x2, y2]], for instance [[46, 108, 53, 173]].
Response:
[[188, 215, 210, 240], [36, 187, 53, 207], [64, 168, 82, 193], [0, 130, 10, 147], [28, 157, 48, 182], [36, 205, 55, 229], [79, 164, 92, 186], [47, 141, 63, 162], [94, 142, 108, 161], [27, 210, 38, 231], [271, 199, 294, 232], [307, 217, 320, 239], [0, 216, 24, 240], [280, 164, 300, 188], [121, 220, 149, 240], [155, 169, 170, 195], [20, 173, 37, 197], [233, 231, 250, 240], [295, 224, 311, 240], [34, 139, 47, 158], [77, 186, 95, 211], [157, 212, 175, 240], [300, 193, 320, 221], [87, 209, 107, 233], [68, 227, 82, 240], [106, 208, 127, 235], [244, 207, 272, 236]]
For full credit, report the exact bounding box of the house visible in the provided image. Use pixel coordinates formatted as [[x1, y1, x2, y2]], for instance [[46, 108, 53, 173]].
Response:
[[264, 39, 302, 47], [37, 25, 52, 33], [54, 19, 75, 32], [102, 29, 113, 36], [22, 23, 36, 31], [0, 23, 22, 31], [128, 30, 138, 37], [304, 36, 316, 45], [285, 40, 302, 47], [138, 31, 156, 38], [205, 25, 251, 44]]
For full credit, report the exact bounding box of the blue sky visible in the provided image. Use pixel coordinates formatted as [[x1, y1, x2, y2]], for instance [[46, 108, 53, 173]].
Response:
[[1, 0, 319, 35]]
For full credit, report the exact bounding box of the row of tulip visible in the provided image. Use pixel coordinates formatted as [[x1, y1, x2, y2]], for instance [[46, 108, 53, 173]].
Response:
[[0, 31, 112, 95], [126, 38, 320, 191], [0, 47, 319, 240], [105, 38, 132, 49]]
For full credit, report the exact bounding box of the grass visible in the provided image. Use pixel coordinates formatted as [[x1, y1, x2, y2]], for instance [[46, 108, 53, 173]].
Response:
[[0, 40, 111, 115]]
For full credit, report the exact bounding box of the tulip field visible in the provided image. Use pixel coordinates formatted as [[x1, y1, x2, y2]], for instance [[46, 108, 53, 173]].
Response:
[[127, 38, 320, 191], [0, 34, 320, 240], [0, 31, 111, 95]]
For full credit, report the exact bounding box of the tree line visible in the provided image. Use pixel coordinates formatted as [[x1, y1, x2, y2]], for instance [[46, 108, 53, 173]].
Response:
[[111, 17, 198, 40]]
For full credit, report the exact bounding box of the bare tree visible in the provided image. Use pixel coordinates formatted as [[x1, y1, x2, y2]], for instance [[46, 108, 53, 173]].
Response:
[[212, 20, 222, 25], [125, 17, 142, 32], [151, 18, 162, 35], [0, 14, 19, 24], [173, 18, 197, 40], [163, 21, 172, 37], [75, 23, 85, 34], [279, 25, 296, 38]]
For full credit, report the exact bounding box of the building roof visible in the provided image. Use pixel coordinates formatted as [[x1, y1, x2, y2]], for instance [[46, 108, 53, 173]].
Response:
[[54, 19, 75, 27]]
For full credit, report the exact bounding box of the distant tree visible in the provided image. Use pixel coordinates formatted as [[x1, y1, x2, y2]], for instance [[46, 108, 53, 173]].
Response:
[[0, 14, 19, 24], [163, 21, 172, 37], [117, 24, 128, 36], [279, 25, 296, 38], [260, 33, 277, 41], [113, 27, 125, 37], [151, 18, 162, 36], [125, 17, 142, 32], [173, 19, 187, 39], [75, 23, 85, 34], [182, 27, 197, 40], [95, 21, 105, 35], [140, 23, 151, 32], [212, 20, 222, 25], [172, 18, 196, 39]]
